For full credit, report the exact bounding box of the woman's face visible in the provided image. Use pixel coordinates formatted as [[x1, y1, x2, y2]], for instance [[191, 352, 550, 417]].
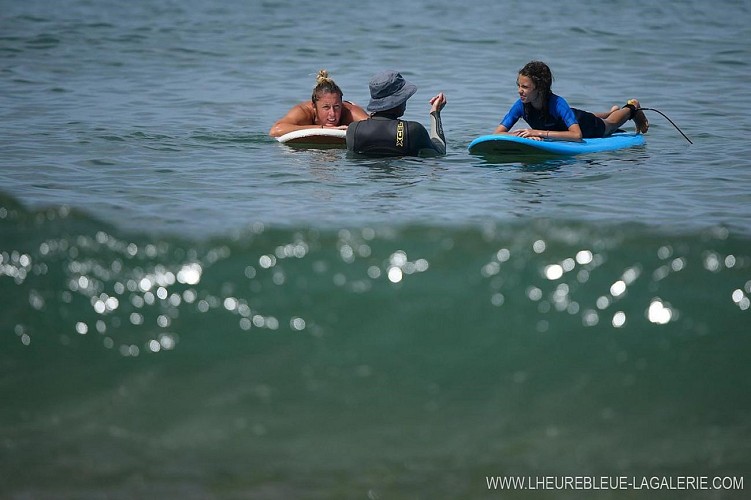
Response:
[[314, 92, 344, 127], [516, 75, 540, 105]]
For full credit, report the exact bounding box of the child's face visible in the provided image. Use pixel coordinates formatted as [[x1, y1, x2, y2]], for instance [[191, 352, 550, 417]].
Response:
[[516, 75, 539, 104]]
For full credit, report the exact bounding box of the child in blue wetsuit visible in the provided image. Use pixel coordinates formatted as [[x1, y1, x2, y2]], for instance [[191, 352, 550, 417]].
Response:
[[493, 61, 649, 141]]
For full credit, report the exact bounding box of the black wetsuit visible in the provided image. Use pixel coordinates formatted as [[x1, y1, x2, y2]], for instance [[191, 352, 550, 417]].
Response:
[[524, 105, 607, 139], [346, 113, 445, 157]]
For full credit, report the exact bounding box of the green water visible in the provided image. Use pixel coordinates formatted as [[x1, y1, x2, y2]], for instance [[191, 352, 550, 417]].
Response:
[[2, 199, 749, 497]]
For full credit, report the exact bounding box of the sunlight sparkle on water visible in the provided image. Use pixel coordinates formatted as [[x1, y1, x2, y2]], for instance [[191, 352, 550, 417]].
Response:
[[732, 289, 750, 310], [386, 250, 428, 283], [582, 309, 599, 327], [647, 299, 673, 324], [544, 264, 564, 280], [612, 311, 627, 328], [703, 252, 722, 272], [176, 263, 202, 284], [527, 286, 543, 301], [575, 250, 593, 265], [552, 284, 570, 311], [610, 280, 627, 297], [387, 267, 403, 283], [290, 317, 306, 331]]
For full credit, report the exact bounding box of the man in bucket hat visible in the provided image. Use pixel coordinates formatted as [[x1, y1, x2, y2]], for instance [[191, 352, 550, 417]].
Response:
[[346, 70, 447, 157]]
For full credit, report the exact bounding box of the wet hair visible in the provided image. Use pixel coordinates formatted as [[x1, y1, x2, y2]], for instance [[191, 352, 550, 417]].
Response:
[[519, 61, 553, 115], [311, 69, 344, 103], [519, 61, 553, 98]]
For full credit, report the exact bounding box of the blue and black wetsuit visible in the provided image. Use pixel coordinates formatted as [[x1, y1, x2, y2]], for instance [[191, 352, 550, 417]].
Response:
[[347, 112, 446, 157], [500, 94, 607, 138]]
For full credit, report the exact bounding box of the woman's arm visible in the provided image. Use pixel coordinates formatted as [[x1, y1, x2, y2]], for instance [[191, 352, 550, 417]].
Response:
[[268, 103, 316, 137]]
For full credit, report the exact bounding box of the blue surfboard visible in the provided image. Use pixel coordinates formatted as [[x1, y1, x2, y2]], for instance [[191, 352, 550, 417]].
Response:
[[468, 133, 645, 157]]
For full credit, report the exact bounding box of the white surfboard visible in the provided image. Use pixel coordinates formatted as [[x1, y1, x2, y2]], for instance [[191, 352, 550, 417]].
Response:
[[276, 128, 347, 146]]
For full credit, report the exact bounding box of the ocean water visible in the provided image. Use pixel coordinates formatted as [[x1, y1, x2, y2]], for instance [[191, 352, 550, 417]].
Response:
[[1, 0, 750, 498]]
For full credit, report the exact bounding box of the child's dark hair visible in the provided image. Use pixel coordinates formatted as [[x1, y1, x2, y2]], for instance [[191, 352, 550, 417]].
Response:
[[519, 61, 553, 115], [311, 69, 343, 103], [519, 61, 553, 98]]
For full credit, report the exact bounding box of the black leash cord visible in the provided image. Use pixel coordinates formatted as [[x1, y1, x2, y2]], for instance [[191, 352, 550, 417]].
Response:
[[640, 107, 693, 144]]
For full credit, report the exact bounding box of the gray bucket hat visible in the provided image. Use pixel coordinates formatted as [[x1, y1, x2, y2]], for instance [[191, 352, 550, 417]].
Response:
[[367, 70, 418, 113]]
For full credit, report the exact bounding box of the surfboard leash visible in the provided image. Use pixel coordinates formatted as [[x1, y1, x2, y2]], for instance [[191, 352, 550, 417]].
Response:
[[639, 108, 693, 144]]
